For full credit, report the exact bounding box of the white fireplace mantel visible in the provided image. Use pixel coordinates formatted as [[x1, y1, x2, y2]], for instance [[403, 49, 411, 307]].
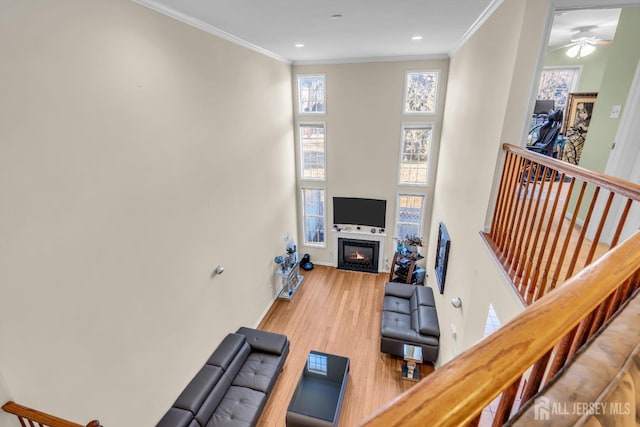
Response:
[[332, 228, 387, 272]]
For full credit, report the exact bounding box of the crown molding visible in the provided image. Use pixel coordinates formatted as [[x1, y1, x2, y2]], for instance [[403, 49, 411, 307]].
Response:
[[292, 53, 450, 66], [449, 0, 505, 57], [130, 0, 292, 65]]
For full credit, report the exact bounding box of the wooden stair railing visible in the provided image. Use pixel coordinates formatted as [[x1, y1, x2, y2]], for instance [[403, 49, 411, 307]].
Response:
[[483, 143, 640, 305], [1, 401, 101, 427], [360, 231, 640, 427]]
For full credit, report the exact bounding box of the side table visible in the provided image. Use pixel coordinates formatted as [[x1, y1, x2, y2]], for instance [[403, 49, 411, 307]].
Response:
[[401, 344, 423, 381], [276, 260, 304, 301]]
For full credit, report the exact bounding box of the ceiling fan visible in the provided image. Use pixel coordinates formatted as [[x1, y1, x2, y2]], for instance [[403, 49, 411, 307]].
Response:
[[554, 26, 613, 58]]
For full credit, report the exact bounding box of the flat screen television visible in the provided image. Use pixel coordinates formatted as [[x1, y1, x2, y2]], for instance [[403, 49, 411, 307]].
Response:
[[534, 99, 555, 115], [333, 197, 386, 228]]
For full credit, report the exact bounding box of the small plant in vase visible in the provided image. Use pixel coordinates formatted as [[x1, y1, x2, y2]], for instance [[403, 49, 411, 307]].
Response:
[[284, 235, 297, 267], [402, 235, 423, 257]]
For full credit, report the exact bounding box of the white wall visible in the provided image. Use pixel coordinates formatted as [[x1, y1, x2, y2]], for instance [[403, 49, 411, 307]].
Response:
[[0, 1, 296, 425], [292, 60, 449, 271], [427, 0, 552, 364]]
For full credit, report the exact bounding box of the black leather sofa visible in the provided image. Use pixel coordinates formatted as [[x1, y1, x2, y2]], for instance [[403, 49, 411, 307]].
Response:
[[157, 327, 289, 427], [380, 282, 440, 363]]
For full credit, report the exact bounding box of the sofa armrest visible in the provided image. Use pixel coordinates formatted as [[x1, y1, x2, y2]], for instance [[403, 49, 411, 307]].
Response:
[[384, 282, 417, 299], [416, 306, 440, 337], [236, 327, 289, 355], [157, 407, 199, 427]]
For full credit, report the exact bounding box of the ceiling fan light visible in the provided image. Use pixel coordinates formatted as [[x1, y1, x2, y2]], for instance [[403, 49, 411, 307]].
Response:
[[566, 44, 580, 58], [581, 43, 596, 57], [566, 42, 595, 59]]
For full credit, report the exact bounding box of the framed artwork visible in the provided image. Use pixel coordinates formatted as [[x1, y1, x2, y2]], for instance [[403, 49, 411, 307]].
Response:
[[434, 222, 450, 294], [561, 92, 597, 165]]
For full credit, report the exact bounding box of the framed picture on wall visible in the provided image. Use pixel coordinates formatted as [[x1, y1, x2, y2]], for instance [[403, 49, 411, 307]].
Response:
[[435, 222, 450, 294], [561, 92, 598, 165]]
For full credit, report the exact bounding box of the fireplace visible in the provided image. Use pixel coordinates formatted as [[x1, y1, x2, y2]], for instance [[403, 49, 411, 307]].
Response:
[[337, 238, 380, 273]]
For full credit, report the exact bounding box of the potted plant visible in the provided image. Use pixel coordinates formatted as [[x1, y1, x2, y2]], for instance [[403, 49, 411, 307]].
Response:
[[403, 235, 423, 255]]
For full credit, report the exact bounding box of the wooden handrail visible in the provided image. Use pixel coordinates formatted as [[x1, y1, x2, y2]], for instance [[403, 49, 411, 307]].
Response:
[[487, 143, 640, 305], [503, 143, 640, 200], [1, 401, 101, 427], [360, 232, 640, 427]]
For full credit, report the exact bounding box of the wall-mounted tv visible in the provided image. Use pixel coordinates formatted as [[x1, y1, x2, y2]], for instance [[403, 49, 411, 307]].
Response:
[[333, 197, 386, 229]]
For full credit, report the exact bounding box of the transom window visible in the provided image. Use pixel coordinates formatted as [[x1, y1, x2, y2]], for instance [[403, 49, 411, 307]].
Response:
[[398, 123, 433, 185], [396, 194, 425, 240], [298, 123, 326, 180], [302, 188, 325, 246], [298, 74, 326, 114], [403, 70, 439, 114]]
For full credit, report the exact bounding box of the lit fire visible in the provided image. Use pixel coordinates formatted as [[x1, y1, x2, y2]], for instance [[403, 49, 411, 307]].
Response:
[[350, 251, 367, 260]]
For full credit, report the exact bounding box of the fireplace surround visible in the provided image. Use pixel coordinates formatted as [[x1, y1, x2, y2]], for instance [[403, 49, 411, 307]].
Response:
[[337, 238, 379, 273], [332, 229, 386, 273]]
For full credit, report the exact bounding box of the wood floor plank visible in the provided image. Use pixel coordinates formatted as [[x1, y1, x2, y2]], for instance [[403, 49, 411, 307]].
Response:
[[257, 265, 434, 426]]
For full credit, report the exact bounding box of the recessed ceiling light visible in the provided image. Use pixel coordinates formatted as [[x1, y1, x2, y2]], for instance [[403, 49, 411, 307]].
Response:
[[330, 14, 343, 20], [295, 43, 304, 48], [412, 36, 423, 41]]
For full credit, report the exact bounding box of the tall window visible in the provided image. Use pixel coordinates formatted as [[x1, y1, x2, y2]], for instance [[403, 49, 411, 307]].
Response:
[[536, 67, 581, 111], [398, 123, 433, 185], [396, 194, 425, 240], [302, 188, 325, 246], [403, 70, 439, 114], [298, 74, 326, 114], [299, 123, 326, 180]]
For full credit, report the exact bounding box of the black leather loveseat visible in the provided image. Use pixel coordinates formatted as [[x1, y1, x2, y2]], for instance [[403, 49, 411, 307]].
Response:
[[157, 327, 289, 427], [380, 282, 440, 363]]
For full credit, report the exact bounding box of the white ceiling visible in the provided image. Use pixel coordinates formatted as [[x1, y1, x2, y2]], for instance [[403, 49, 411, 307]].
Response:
[[134, 0, 495, 63], [133, 0, 632, 64], [548, 8, 621, 48]]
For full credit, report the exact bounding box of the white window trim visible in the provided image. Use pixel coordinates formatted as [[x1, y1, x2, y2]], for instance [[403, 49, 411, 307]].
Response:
[[395, 192, 426, 243], [402, 69, 440, 115], [301, 186, 327, 248], [297, 73, 327, 116], [540, 65, 583, 94], [297, 121, 327, 182], [397, 121, 435, 187]]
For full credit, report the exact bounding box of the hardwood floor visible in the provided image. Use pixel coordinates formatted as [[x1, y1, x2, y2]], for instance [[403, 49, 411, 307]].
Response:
[[257, 265, 434, 426]]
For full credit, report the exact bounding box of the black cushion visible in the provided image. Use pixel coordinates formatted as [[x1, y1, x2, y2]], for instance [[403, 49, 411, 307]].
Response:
[[384, 281, 416, 298], [383, 310, 436, 346], [415, 286, 436, 307], [207, 334, 247, 370], [156, 408, 195, 427], [383, 295, 411, 314], [417, 306, 440, 337], [232, 352, 282, 393], [174, 364, 224, 414], [382, 311, 412, 333], [207, 386, 266, 427], [194, 372, 234, 426], [236, 327, 288, 355]]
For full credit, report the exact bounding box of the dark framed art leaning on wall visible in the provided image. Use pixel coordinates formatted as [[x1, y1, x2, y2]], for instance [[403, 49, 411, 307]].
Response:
[[561, 92, 597, 165], [435, 222, 450, 294]]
